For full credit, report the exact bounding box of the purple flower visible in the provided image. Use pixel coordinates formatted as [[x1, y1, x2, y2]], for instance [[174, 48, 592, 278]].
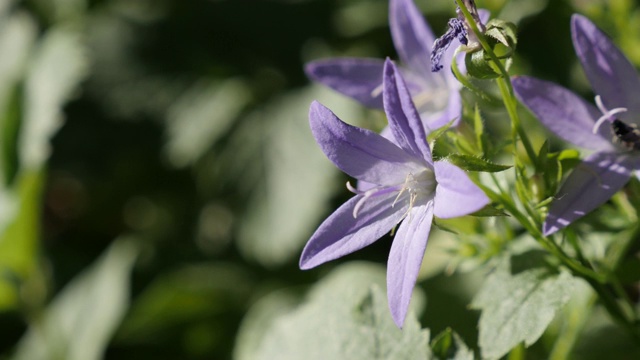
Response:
[[513, 14, 640, 236], [300, 59, 489, 328], [305, 0, 466, 131]]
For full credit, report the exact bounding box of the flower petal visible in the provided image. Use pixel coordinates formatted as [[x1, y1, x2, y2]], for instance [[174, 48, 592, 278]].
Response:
[[387, 201, 434, 328], [390, 0, 435, 80], [309, 101, 423, 185], [433, 161, 489, 218], [423, 88, 462, 131], [305, 58, 385, 109], [383, 60, 433, 162], [572, 14, 640, 121], [300, 192, 407, 269], [513, 76, 615, 151], [543, 152, 635, 235]]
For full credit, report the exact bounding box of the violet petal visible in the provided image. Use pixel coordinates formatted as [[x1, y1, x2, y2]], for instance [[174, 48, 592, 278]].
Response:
[[433, 161, 489, 218], [309, 101, 424, 185], [386, 201, 434, 328], [383, 60, 433, 162], [390, 0, 436, 79], [513, 76, 615, 151], [543, 152, 635, 235], [300, 192, 407, 269], [572, 14, 640, 121], [423, 88, 462, 131], [305, 58, 385, 109]]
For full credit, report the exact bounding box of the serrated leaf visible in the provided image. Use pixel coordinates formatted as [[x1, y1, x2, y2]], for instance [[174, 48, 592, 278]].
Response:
[[428, 118, 455, 143], [431, 328, 474, 360], [234, 290, 301, 360], [12, 239, 138, 360], [446, 154, 511, 172], [251, 263, 431, 360], [471, 252, 580, 360]]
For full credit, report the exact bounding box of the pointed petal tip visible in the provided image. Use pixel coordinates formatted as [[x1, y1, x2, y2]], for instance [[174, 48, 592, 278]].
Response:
[[542, 222, 560, 237], [571, 13, 590, 29], [391, 309, 406, 329], [304, 61, 318, 78], [298, 259, 313, 271]]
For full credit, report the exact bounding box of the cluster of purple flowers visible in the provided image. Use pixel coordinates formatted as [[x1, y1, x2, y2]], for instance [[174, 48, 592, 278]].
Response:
[[513, 14, 640, 236], [299, 0, 640, 328]]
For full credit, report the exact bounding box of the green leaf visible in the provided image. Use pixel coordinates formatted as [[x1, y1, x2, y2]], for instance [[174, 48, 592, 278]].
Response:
[[0, 170, 44, 310], [473, 105, 484, 155], [431, 328, 474, 360], [465, 50, 500, 80], [471, 251, 580, 360], [164, 79, 251, 167], [485, 19, 518, 48], [470, 204, 508, 217], [446, 154, 511, 172], [236, 85, 360, 267], [20, 26, 87, 170], [0, 11, 37, 186], [12, 239, 138, 360], [247, 263, 431, 360], [117, 262, 256, 343], [234, 290, 301, 360]]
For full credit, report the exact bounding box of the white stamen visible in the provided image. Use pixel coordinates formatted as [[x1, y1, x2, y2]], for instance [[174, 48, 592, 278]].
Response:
[[592, 95, 628, 134], [370, 83, 383, 98], [352, 186, 386, 218], [346, 181, 359, 194]]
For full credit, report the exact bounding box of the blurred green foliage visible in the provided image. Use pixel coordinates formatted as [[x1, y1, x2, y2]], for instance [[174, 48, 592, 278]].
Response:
[[0, 0, 639, 359]]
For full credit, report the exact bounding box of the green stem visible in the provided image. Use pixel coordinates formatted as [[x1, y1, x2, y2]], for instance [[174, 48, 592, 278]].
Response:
[[453, 0, 537, 164]]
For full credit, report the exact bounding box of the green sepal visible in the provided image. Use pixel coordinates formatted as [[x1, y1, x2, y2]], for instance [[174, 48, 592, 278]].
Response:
[[485, 19, 518, 48], [465, 50, 501, 79], [471, 204, 509, 217], [446, 154, 512, 172]]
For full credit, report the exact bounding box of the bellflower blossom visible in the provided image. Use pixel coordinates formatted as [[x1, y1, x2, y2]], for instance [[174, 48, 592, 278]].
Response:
[[305, 0, 470, 131], [300, 59, 489, 328], [513, 14, 640, 235]]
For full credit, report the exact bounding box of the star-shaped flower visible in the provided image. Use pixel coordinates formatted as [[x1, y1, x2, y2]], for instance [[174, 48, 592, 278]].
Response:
[[513, 14, 640, 235], [305, 0, 468, 131], [300, 59, 489, 328]]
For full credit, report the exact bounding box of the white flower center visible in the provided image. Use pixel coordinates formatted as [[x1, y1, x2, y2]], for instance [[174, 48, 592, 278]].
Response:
[[411, 86, 450, 115], [347, 169, 436, 219]]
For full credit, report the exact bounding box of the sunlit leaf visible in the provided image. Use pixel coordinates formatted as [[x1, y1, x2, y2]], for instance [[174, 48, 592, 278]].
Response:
[[20, 26, 87, 169], [471, 250, 580, 360], [249, 263, 431, 360], [0, 170, 43, 310], [0, 11, 37, 186], [499, 0, 549, 24], [164, 79, 251, 167], [446, 154, 511, 172], [234, 290, 301, 360], [12, 239, 138, 360], [236, 85, 361, 267]]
